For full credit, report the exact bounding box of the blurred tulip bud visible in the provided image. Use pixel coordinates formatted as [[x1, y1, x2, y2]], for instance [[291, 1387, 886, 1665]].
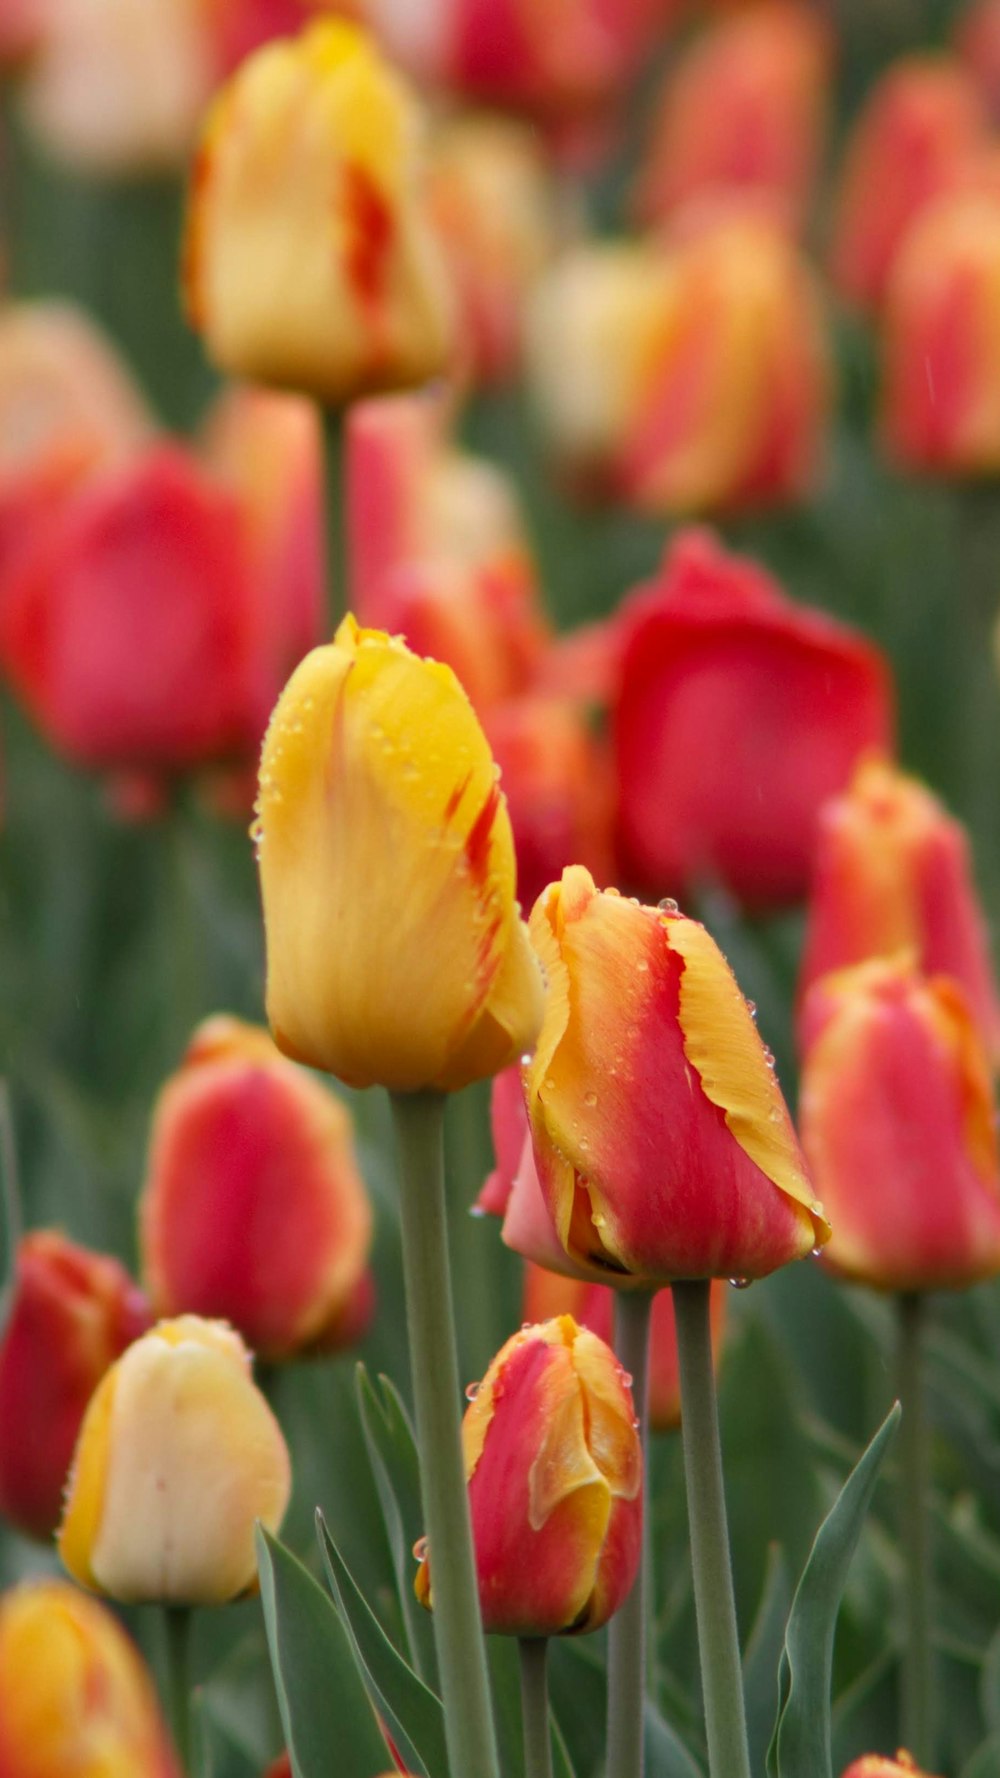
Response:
[[59, 1316, 291, 1604], [613, 528, 894, 908], [415, 1316, 642, 1635], [829, 54, 988, 311], [256, 614, 544, 1092], [530, 217, 831, 514], [522, 1264, 727, 1433], [0, 0, 48, 67], [140, 1016, 374, 1360], [0, 1233, 150, 1540], [262, 1757, 293, 1778], [957, 0, 1000, 120], [841, 1756, 938, 1778], [184, 20, 453, 403], [799, 958, 1000, 1292], [19, 0, 214, 176], [425, 113, 554, 383], [522, 866, 828, 1284], [0, 1579, 179, 1777], [880, 188, 1000, 474], [799, 756, 1000, 1063], [0, 445, 259, 780], [634, 2, 831, 236], [483, 694, 615, 909]]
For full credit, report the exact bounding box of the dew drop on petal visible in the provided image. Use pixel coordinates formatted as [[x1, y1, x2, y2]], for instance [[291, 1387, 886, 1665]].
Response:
[[659, 897, 679, 913], [583, 1091, 598, 1108], [412, 1536, 428, 1562], [465, 1381, 480, 1401], [728, 1277, 751, 1290]]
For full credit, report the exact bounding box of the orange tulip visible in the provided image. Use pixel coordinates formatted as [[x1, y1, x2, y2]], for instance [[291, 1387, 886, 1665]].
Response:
[[841, 1756, 938, 1778]]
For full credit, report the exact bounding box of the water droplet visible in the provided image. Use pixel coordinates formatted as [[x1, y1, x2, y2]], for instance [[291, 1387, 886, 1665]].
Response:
[[809, 1200, 824, 1217], [579, 1137, 590, 1151], [583, 1090, 598, 1108], [810, 1246, 824, 1259], [412, 1536, 428, 1562], [768, 1107, 781, 1122], [544, 1077, 556, 1092], [592, 1212, 606, 1229], [468, 1204, 486, 1219], [632, 1416, 641, 1430], [636, 960, 649, 973], [745, 1000, 757, 1018], [621, 1371, 633, 1387], [465, 1381, 480, 1401], [521, 1321, 532, 1331], [520, 1053, 533, 1067], [658, 897, 679, 913], [728, 1277, 751, 1290]]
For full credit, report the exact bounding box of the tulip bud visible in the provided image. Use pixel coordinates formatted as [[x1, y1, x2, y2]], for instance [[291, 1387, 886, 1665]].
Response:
[[880, 187, 1000, 474], [184, 20, 453, 404], [19, 0, 214, 176], [424, 114, 554, 384], [957, 0, 1000, 121], [0, 1233, 150, 1540], [841, 1757, 937, 1778], [613, 528, 894, 909], [414, 1317, 642, 1636], [799, 958, 1000, 1292], [256, 614, 544, 1092], [0, 445, 261, 782], [139, 1016, 374, 1360], [799, 756, 1000, 1062], [523, 866, 828, 1284], [521, 1264, 727, 1433], [634, 2, 831, 236], [0, 1580, 179, 1778], [59, 1316, 291, 1604], [829, 54, 988, 311]]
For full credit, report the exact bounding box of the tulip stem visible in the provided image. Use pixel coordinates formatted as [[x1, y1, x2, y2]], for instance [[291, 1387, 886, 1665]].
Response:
[[163, 1605, 193, 1775], [323, 407, 348, 634], [519, 1638, 554, 1778], [607, 1287, 656, 1778], [390, 1090, 501, 1778], [897, 1290, 933, 1767], [672, 1279, 751, 1778]]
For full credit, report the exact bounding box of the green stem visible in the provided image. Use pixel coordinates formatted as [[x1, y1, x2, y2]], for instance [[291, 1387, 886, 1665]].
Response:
[[897, 1291, 933, 1766], [322, 407, 348, 635], [672, 1280, 751, 1778], [390, 1091, 500, 1778], [163, 1605, 193, 1775], [607, 1287, 656, 1778], [519, 1638, 554, 1778]]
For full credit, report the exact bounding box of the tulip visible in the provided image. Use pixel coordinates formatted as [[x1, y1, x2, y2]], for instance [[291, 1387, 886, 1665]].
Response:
[[522, 1264, 727, 1432], [880, 187, 1000, 474], [424, 113, 554, 383], [414, 1316, 642, 1636], [184, 19, 453, 403], [0, 1580, 179, 1778], [799, 957, 1000, 1293], [482, 694, 615, 908], [0, 0, 47, 66], [0, 1232, 150, 1541], [957, 0, 1000, 121], [613, 528, 894, 909], [59, 1315, 291, 1604], [0, 445, 259, 780], [139, 1015, 374, 1359], [829, 55, 988, 311], [634, 2, 831, 236], [841, 1758, 937, 1778], [798, 756, 1000, 1062], [256, 613, 544, 1092], [523, 865, 828, 1284], [19, 0, 214, 176]]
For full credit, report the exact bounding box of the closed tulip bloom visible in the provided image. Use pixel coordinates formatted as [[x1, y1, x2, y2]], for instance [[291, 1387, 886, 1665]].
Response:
[[257, 614, 544, 1092], [59, 1316, 291, 1604], [958, 0, 1000, 120], [829, 55, 988, 311], [0, 1233, 150, 1541], [800, 958, 1000, 1292], [880, 188, 1000, 474], [634, 2, 832, 235], [841, 1757, 938, 1778], [184, 20, 453, 403], [799, 756, 1000, 1062], [522, 1265, 727, 1433], [613, 529, 894, 908], [0, 1580, 179, 1778], [525, 866, 828, 1283], [140, 1016, 374, 1359], [415, 1317, 642, 1635]]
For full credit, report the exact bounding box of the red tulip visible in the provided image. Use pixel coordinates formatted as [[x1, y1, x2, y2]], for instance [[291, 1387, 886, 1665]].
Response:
[[613, 528, 895, 908], [483, 694, 614, 909]]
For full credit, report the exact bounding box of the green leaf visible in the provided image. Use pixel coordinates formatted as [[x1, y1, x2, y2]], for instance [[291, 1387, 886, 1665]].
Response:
[[317, 1510, 448, 1778], [743, 1546, 791, 1778], [960, 1734, 1000, 1778], [355, 1364, 437, 1687], [768, 1404, 901, 1778], [255, 1527, 389, 1778], [0, 1081, 22, 1341]]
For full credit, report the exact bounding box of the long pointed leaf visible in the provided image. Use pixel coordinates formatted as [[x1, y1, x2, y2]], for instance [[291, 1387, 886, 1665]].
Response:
[[768, 1405, 900, 1778], [317, 1510, 448, 1778], [256, 1527, 389, 1778], [355, 1364, 437, 1686]]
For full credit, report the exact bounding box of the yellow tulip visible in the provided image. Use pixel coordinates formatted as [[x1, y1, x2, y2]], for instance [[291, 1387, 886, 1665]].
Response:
[[255, 614, 545, 1092]]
